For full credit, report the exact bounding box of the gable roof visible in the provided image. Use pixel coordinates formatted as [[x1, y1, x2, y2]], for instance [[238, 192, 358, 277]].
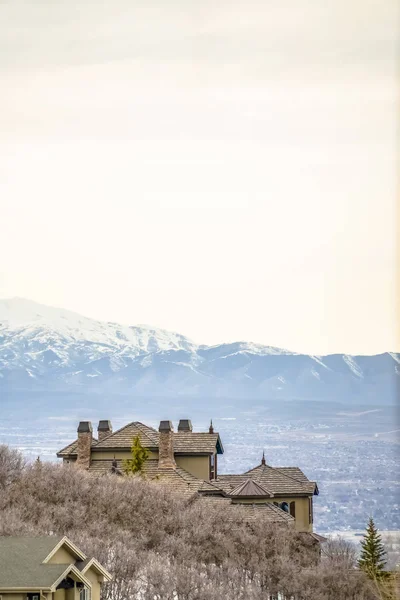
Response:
[[42, 535, 86, 562], [94, 422, 159, 449], [57, 421, 223, 457], [0, 537, 99, 591], [75, 557, 113, 580], [216, 463, 317, 497]]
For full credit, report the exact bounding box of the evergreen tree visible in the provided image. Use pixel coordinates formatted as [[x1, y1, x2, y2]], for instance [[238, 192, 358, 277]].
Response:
[[358, 517, 386, 579], [123, 435, 149, 475]]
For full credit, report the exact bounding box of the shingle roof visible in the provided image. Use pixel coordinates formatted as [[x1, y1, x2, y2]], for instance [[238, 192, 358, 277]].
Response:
[[58, 422, 222, 457], [230, 479, 274, 498], [57, 438, 98, 458], [87, 459, 218, 499], [0, 536, 68, 589], [216, 463, 317, 497], [94, 422, 159, 449], [194, 496, 295, 525], [173, 432, 221, 454]]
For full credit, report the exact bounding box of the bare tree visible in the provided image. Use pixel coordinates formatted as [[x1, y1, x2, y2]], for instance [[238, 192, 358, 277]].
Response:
[[0, 444, 25, 489], [0, 445, 383, 600]]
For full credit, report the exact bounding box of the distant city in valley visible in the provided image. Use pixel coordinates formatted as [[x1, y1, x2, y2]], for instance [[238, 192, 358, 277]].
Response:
[[0, 297, 399, 533]]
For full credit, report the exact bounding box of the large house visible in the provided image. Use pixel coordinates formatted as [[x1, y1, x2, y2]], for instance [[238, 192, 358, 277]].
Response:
[[0, 536, 111, 600], [57, 419, 322, 536]]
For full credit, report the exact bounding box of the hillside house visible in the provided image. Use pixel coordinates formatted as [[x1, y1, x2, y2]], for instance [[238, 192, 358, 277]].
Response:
[[0, 536, 111, 600], [57, 419, 323, 536]]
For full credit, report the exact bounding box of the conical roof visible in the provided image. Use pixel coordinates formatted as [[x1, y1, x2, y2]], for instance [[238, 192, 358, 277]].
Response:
[[230, 478, 273, 497]]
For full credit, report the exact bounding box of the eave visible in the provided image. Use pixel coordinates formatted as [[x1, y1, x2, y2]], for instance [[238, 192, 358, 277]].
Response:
[[0, 589, 53, 593], [79, 558, 112, 582], [43, 536, 87, 563], [51, 565, 92, 592]]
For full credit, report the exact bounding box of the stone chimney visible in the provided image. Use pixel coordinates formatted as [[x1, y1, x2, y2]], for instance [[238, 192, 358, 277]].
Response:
[[178, 419, 192, 432], [76, 421, 92, 469], [97, 420, 112, 441], [158, 420, 176, 469]]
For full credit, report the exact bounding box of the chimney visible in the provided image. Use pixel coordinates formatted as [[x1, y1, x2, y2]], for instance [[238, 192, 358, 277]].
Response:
[[178, 419, 192, 432], [97, 420, 112, 441], [158, 420, 176, 469], [76, 421, 92, 469]]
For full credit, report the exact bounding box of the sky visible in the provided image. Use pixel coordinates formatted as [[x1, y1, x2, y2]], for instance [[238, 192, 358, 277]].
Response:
[[0, 0, 399, 354]]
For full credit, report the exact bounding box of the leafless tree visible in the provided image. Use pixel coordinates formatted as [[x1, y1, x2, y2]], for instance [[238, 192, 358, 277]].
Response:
[[0, 444, 26, 489], [0, 445, 386, 600]]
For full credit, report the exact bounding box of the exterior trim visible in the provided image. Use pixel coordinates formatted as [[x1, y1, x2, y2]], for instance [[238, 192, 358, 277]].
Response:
[[0, 589, 52, 594], [51, 565, 92, 592], [42, 536, 87, 563], [80, 558, 112, 582]]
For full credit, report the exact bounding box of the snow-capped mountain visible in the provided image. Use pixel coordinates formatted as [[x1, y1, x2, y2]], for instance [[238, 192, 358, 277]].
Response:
[[0, 298, 399, 406]]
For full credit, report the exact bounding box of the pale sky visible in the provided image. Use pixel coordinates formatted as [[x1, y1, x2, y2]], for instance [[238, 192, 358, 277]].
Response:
[[0, 0, 399, 354]]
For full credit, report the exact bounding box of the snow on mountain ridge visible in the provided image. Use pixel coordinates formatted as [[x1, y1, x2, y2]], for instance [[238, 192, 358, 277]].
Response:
[[0, 298, 198, 357], [0, 298, 293, 358]]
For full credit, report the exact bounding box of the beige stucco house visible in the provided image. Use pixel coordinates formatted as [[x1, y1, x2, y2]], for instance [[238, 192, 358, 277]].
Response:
[[57, 418, 323, 538], [0, 536, 111, 600]]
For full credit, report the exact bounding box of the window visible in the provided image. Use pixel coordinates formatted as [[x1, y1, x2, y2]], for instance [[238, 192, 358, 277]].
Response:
[[280, 502, 289, 513], [210, 454, 215, 480], [309, 497, 313, 524], [80, 588, 91, 600], [290, 501, 296, 518]]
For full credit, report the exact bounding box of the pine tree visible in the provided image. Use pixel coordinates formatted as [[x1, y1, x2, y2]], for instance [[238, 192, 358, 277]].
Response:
[[358, 517, 386, 580], [123, 435, 149, 475]]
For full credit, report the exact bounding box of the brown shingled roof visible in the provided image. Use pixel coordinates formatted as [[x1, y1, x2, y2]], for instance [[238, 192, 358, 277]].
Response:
[[216, 463, 317, 497], [173, 432, 221, 454], [58, 421, 222, 457], [57, 437, 98, 458], [230, 479, 274, 498], [195, 496, 295, 525], [94, 422, 159, 449], [87, 459, 218, 499]]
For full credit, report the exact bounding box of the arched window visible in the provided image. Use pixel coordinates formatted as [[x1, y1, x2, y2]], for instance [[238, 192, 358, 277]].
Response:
[[280, 502, 289, 513]]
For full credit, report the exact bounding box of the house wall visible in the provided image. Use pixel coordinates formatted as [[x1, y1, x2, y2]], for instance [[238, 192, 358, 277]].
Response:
[[84, 567, 102, 600], [90, 450, 158, 460], [0, 594, 25, 600], [65, 588, 77, 600], [54, 589, 66, 600], [230, 497, 312, 532], [175, 456, 210, 480], [47, 546, 76, 564]]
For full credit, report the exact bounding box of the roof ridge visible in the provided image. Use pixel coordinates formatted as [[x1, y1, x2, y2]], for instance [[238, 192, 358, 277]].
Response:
[[247, 463, 311, 491], [230, 478, 274, 497], [134, 421, 159, 443], [95, 421, 157, 447]]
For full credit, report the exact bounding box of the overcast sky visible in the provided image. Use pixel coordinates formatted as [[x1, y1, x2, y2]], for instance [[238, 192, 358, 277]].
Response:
[[0, 0, 398, 354]]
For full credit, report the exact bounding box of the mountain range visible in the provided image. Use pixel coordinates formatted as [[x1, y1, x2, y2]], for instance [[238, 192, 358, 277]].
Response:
[[0, 298, 399, 408]]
